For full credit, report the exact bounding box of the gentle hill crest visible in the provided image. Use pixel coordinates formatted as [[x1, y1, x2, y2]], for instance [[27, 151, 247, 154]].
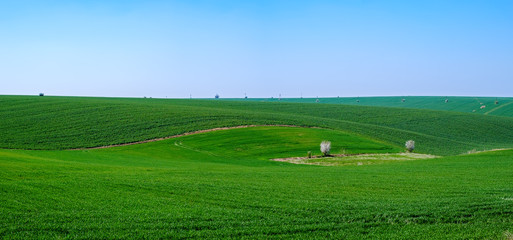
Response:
[[238, 96, 513, 117], [1, 95, 513, 155]]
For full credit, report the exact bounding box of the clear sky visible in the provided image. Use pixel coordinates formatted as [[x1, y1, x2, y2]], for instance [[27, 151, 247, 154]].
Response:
[[1, 0, 512, 98]]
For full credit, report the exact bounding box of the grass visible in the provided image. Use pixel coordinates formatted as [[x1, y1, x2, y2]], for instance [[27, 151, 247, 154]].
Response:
[[238, 96, 513, 117], [173, 126, 400, 159], [2, 95, 513, 155], [1, 126, 513, 239], [2, 95, 513, 238], [314, 96, 513, 116]]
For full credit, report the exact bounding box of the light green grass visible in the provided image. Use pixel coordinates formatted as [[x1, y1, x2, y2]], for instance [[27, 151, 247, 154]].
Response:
[[172, 126, 399, 159], [1, 127, 513, 239]]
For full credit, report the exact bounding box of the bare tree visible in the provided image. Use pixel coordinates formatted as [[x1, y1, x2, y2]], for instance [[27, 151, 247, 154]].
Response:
[[405, 140, 415, 152], [320, 141, 331, 156]]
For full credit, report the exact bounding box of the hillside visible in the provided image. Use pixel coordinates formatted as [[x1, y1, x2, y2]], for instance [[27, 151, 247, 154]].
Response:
[[1, 95, 513, 155], [2, 96, 513, 239], [1, 126, 513, 238], [239, 96, 513, 117]]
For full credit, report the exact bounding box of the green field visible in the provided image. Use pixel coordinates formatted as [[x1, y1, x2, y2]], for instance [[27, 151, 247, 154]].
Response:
[[1, 95, 513, 239], [237, 96, 513, 117], [3, 96, 513, 155]]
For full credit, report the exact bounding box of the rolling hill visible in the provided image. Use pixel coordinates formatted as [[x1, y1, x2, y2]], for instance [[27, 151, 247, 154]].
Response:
[[1, 95, 513, 239], [238, 96, 513, 117], [1, 95, 513, 155], [1, 126, 513, 238]]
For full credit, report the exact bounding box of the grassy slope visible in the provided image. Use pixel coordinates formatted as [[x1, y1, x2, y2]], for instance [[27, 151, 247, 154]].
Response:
[[2, 95, 513, 155], [239, 96, 513, 117], [1, 127, 512, 239]]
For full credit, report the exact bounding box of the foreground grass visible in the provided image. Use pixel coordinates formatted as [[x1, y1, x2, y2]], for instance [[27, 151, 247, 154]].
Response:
[[1, 127, 513, 239]]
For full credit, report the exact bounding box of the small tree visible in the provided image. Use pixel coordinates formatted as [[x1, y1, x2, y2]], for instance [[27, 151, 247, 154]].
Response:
[[405, 140, 415, 152], [320, 141, 331, 156]]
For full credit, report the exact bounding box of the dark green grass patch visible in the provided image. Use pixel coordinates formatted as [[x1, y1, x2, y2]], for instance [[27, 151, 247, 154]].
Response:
[[2, 95, 513, 155], [241, 96, 513, 117]]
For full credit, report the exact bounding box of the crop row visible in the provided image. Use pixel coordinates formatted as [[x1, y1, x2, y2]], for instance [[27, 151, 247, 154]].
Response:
[[1, 96, 513, 155]]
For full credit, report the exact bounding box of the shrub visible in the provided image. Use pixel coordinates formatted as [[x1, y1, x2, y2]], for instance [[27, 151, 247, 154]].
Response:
[[320, 141, 331, 156], [307, 151, 312, 158], [405, 140, 415, 152]]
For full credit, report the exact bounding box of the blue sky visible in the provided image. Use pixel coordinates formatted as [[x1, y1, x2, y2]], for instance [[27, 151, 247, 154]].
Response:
[[1, 0, 512, 98]]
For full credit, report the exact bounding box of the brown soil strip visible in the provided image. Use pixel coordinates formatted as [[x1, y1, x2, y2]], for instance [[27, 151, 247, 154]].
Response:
[[272, 153, 439, 166], [70, 125, 312, 150], [272, 154, 352, 162]]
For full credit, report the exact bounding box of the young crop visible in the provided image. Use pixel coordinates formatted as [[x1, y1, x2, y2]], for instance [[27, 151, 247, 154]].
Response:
[[3, 124, 513, 239], [320, 141, 331, 156], [3, 95, 513, 155], [405, 140, 415, 152]]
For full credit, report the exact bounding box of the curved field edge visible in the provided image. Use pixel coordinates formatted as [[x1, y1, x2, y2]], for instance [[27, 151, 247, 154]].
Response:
[[162, 126, 402, 160], [2, 95, 513, 155], [69, 125, 306, 150]]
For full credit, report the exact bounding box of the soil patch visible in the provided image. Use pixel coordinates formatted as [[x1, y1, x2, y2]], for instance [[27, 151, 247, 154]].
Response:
[[272, 153, 438, 166]]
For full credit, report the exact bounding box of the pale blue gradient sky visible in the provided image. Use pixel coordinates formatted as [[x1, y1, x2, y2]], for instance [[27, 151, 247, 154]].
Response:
[[1, 0, 512, 98]]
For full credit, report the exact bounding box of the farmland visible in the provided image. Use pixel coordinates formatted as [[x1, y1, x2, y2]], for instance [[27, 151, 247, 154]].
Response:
[[2, 96, 513, 155], [240, 96, 513, 117], [1, 95, 513, 239]]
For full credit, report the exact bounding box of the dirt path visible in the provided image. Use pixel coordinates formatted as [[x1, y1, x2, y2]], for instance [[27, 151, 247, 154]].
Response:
[[464, 148, 512, 155], [70, 125, 310, 150], [484, 101, 513, 115]]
